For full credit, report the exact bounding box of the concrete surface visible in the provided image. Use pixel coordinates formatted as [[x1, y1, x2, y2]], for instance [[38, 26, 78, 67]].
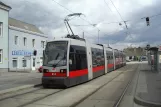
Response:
[[0, 85, 37, 95], [134, 62, 161, 107], [0, 63, 140, 107], [75, 64, 139, 107], [0, 72, 42, 92], [23, 64, 136, 107], [119, 62, 145, 107], [0, 88, 61, 107]]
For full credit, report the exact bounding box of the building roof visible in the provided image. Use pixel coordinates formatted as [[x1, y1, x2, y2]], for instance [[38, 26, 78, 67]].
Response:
[[9, 17, 44, 34], [0, 1, 11, 9]]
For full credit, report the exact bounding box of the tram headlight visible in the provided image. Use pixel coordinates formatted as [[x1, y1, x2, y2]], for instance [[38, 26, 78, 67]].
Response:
[[60, 69, 63, 73], [60, 69, 66, 73], [43, 69, 49, 73]]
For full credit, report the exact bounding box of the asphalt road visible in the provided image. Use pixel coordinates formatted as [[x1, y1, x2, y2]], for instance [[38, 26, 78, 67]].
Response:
[[0, 72, 42, 91]]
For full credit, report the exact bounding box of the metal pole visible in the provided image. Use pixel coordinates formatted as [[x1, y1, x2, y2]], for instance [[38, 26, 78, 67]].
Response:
[[83, 32, 84, 38], [66, 21, 74, 35], [157, 51, 159, 71], [98, 30, 99, 43], [30, 55, 32, 72]]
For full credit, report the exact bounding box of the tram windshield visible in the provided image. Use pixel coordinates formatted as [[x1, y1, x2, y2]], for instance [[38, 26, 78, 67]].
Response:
[[43, 41, 68, 67]]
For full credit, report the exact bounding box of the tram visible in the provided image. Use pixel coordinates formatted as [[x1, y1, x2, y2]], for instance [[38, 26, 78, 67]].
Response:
[[42, 37, 126, 88]]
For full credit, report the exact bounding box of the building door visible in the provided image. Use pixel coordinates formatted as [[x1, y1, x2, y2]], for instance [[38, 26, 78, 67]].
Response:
[[32, 58, 36, 70], [12, 58, 18, 71], [40, 57, 43, 66]]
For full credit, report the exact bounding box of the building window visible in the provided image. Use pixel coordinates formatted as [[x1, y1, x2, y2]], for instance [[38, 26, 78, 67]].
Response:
[[23, 37, 27, 46], [32, 39, 35, 47], [0, 49, 2, 63], [12, 59, 17, 68], [15, 36, 18, 45], [22, 59, 27, 67], [41, 41, 45, 48], [0, 22, 2, 37]]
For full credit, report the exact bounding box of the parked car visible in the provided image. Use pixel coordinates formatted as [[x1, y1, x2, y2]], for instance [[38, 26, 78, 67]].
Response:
[[38, 66, 43, 73]]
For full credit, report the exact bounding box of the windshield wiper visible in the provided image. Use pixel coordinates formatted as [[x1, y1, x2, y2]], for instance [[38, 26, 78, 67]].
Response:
[[55, 53, 60, 60], [53, 56, 66, 68]]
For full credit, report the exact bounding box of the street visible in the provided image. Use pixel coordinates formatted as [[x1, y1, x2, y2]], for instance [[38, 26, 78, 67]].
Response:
[[0, 62, 143, 107], [0, 72, 42, 91]]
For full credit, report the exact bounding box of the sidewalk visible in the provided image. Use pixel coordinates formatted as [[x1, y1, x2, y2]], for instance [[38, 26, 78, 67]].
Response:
[[0, 71, 42, 94], [134, 62, 161, 106]]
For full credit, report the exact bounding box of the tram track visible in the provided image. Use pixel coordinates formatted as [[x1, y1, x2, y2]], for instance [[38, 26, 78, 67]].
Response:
[[113, 64, 139, 107], [0, 86, 64, 107], [21, 66, 128, 107], [18, 89, 64, 107], [71, 63, 139, 107], [0, 64, 132, 107], [0, 86, 42, 101], [72, 64, 135, 107]]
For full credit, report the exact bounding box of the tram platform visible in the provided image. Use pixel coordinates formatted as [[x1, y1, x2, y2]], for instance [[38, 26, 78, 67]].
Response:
[[134, 62, 161, 106]]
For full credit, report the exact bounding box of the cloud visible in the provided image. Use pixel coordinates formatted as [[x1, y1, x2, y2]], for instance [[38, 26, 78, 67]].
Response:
[[1, 0, 161, 49]]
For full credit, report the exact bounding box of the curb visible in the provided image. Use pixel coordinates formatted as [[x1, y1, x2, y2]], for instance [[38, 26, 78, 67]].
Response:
[[134, 95, 161, 107], [0, 84, 42, 96]]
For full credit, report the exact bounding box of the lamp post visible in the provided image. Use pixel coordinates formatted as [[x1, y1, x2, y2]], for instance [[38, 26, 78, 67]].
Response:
[[92, 24, 100, 44], [98, 29, 100, 44]]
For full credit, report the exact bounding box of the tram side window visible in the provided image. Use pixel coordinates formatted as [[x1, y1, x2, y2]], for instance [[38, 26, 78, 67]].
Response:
[[111, 54, 113, 59], [69, 45, 87, 71], [106, 51, 108, 60], [91, 48, 104, 67]]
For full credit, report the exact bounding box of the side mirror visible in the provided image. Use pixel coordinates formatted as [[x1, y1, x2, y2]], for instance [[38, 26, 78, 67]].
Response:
[[69, 59, 72, 65]]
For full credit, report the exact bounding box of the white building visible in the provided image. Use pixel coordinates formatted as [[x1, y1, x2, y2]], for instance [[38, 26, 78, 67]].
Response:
[[9, 18, 48, 72], [0, 2, 11, 72], [0, 2, 48, 72]]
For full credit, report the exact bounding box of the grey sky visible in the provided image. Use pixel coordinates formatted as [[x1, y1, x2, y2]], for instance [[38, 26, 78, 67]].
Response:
[[1, 0, 161, 49]]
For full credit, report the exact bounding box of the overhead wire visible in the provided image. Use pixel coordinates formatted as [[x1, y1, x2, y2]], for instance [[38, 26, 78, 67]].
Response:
[[52, 0, 99, 30], [51, 0, 101, 40], [114, 19, 161, 45], [73, 25, 98, 37], [52, 0, 73, 13], [104, 0, 112, 12], [108, 0, 128, 29], [52, 0, 161, 45]]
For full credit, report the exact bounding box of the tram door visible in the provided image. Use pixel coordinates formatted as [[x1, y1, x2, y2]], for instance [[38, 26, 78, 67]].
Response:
[[104, 47, 108, 74], [86, 42, 93, 80]]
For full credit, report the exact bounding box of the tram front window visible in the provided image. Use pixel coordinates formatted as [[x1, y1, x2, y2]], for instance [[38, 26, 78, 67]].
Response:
[[43, 41, 68, 67]]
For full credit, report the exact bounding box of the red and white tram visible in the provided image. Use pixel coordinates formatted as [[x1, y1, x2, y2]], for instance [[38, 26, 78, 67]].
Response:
[[42, 38, 126, 88]]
